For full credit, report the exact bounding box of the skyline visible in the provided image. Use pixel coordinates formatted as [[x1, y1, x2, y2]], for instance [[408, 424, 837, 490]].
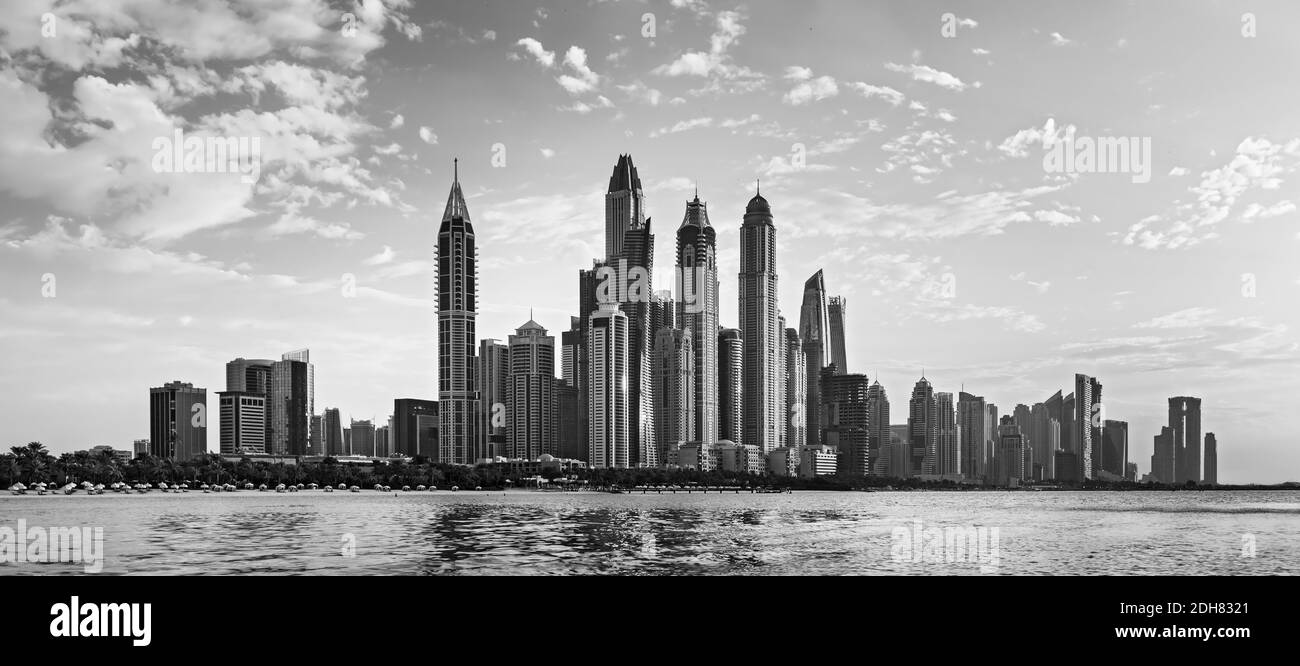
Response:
[[2, 1, 1299, 482]]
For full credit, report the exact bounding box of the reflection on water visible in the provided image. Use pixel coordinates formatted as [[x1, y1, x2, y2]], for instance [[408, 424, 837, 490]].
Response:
[[1, 491, 1297, 575]]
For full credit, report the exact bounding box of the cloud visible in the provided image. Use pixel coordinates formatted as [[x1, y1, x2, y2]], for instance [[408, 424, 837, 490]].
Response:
[[972, 48, 990, 55], [650, 117, 714, 138], [1168, 166, 1189, 176], [419, 126, 438, 144], [364, 245, 395, 266], [617, 81, 662, 105], [1241, 200, 1296, 221], [998, 117, 1072, 158], [885, 62, 970, 91], [389, 114, 405, 129], [784, 74, 838, 105], [1050, 32, 1073, 46], [540, 148, 556, 159], [556, 46, 600, 95], [1135, 307, 1218, 329], [847, 82, 905, 106], [1123, 137, 1300, 249], [515, 37, 555, 67], [653, 10, 765, 93]]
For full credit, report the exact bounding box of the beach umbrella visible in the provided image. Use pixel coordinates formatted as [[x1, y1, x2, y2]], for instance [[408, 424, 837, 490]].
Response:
[[10, 482, 27, 494], [308, 483, 318, 489], [450, 485, 459, 492], [259, 484, 268, 491], [349, 485, 360, 492], [244, 483, 254, 490], [402, 485, 411, 492], [337, 483, 347, 490], [416, 485, 427, 491]]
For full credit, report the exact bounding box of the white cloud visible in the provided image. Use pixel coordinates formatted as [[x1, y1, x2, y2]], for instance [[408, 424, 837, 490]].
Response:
[[885, 62, 969, 91], [784, 66, 814, 81], [1168, 166, 1189, 176], [1050, 32, 1073, 46], [1241, 200, 1296, 221], [998, 117, 1072, 158], [540, 148, 556, 159], [848, 82, 905, 106], [650, 117, 714, 137], [515, 37, 556, 67], [1124, 137, 1300, 249], [389, 114, 404, 129], [419, 126, 438, 144], [784, 75, 838, 105], [557, 46, 600, 95], [1136, 307, 1218, 329], [364, 245, 395, 265]]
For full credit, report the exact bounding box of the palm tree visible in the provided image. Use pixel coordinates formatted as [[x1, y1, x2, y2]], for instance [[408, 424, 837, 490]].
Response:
[[13, 442, 52, 484]]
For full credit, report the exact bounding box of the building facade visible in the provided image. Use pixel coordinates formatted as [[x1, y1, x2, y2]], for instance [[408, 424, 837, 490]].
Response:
[[738, 187, 781, 454]]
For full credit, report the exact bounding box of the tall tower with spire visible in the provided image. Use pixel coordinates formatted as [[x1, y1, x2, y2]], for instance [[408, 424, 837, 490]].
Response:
[[603, 154, 655, 467], [739, 184, 781, 454], [676, 190, 718, 446], [800, 269, 830, 446], [437, 159, 479, 464]]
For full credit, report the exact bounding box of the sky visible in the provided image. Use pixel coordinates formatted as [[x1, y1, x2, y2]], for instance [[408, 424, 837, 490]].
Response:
[[1, 0, 1298, 483]]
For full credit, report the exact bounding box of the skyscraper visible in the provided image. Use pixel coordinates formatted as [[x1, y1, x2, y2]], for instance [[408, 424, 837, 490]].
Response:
[[936, 392, 959, 476], [393, 399, 437, 458], [653, 327, 694, 463], [996, 415, 1025, 486], [437, 160, 479, 465], [822, 369, 870, 478], [907, 377, 938, 477], [739, 185, 781, 455], [149, 381, 207, 460], [718, 327, 743, 443], [268, 350, 313, 456], [323, 407, 345, 456], [602, 155, 656, 468], [1102, 419, 1128, 479], [1073, 374, 1102, 481], [605, 154, 645, 264], [1204, 432, 1217, 485], [1061, 392, 1075, 457], [958, 392, 987, 482], [1169, 396, 1202, 483], [478, 339, 509, 460], [676, 191, 719, 446], [867, 379, 890, 476], [1030, 402, 1056, 480], [784, 328, 807, 450], [799, 269, 830, 446], [827, 296, 848, 375], [508, 317, 556, 460], [588, 302, 628, 468], [218, 391, 265, 455], [1151, 425, 1175, 483], [350, 419, 376, 457]]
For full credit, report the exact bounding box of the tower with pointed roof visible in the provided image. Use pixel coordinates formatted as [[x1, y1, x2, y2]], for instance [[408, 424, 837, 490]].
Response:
[[739, 184, 781, 455], [800, 269, 829, 446], [508, 316, 556, 459], [908, 376, 938, 477], [677, 190, 718, 446], [603, 154, 656, 467], [437, 159, 479, 464]]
